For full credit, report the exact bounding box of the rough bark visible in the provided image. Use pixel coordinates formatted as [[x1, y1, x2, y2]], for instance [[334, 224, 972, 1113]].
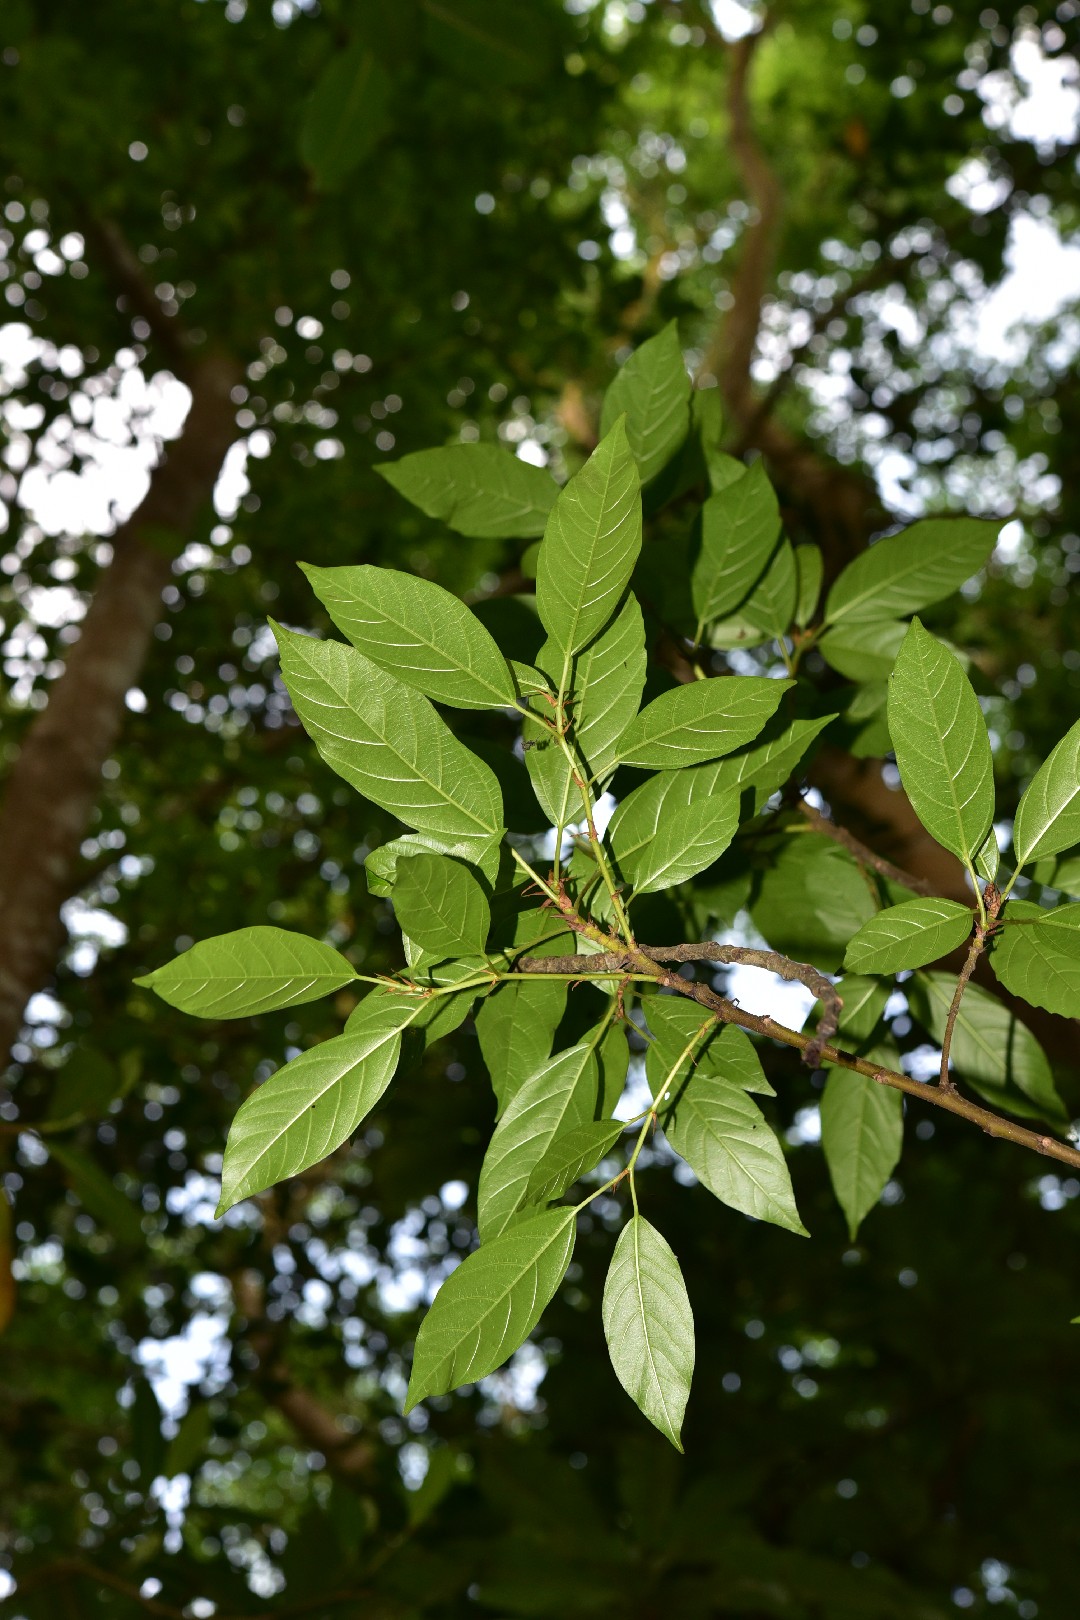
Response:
[[0, 351, 239, 1064]]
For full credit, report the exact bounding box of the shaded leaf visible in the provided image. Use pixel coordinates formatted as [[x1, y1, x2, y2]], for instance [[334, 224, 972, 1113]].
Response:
[[644, 1006, 775, 1098], [691, 460, 779, 627], [820, 1069, 903, 1240], [990, 900, 1080, 1018], [603, 1216, 694, 1451], [135, 926, 357, 1018], [887, 619, 994, 864], [299, 44, 392, 190], [393, 852, 491, 958], [405, 1208, 576, 1411], [1012, 718, 1080, 867], [824, 518, 999, 624], [844, 898, 974, 975], [909, 971, 1067, 1124], [600, 321, 690, 484], [751, 836, 877, 974], [422, 0, 555, 85], [819, 618, 907, 683], [524, 1118, 625, 1206], [47, 1141, 144, 1247], [376, 443, 556, 537], [616, 791, 739, 895], [793, 544, 823, 628]]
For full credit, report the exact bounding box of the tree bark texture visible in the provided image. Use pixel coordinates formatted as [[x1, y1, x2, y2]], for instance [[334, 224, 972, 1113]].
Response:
[[0, 352, 239, 1065]]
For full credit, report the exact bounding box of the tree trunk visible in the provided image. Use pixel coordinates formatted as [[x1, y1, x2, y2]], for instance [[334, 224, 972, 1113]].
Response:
[[0, 352, 239, 1064]]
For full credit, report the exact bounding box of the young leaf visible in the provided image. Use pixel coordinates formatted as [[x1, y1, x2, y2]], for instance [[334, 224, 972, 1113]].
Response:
[[603, 1216, 695, 1451], [376, 443, 557, 538], [691, 460, 779, 627], [535, 420, 642, 659], [820, 1070, 903, 1240], [886, 619, 994, 865], [1011, 718, 1080, 867], [134, 926, 357, 1018], [793, 544, 824, 628], [476, 978, 568, 1118], [843, 897, 974, 976], [824, 518, 999, 624], [990, 901, 1080, 1018], [818, 619, 907, 683], [274, 623, 504, 874], [975, 826, 1000, 883], [615, 792, 739, 895], [392, 852, 491, 958], [524, 1118, 625, 1206], [217, 993, 415, 1213], [477, 1042, 601, 1240], [599, 321, 691, 484], [301, 564, 518, 711], [645, 1007, 775, 1097], [656, 1064, 807, 1235], [524, 595, 646, 828], [613, 676, 792, 770], [909, 971, 1067, 1124], [404, 1207, 577, 1412], [299, 44, 391, 190]]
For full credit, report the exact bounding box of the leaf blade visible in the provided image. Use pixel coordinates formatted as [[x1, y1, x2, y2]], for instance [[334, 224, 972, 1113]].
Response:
[[843, 898, 974, 975], [1012, 718, 1080, 866], [599, 321, 691, 484], [825, 518, 999, 624], [691, 460, 780, 626], [820, 1070, 903, 1240], [393, 852, 491, 958], [990, 901, 1080, 1018], [376, 443, 557, 537], [614, 676, 792, 771], [603, 1216, 695, 1451], [134, 926, 357, 1018]]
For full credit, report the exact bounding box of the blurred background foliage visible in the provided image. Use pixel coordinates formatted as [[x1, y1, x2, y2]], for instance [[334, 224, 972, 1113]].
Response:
[[0, 1, 1079, 1615]]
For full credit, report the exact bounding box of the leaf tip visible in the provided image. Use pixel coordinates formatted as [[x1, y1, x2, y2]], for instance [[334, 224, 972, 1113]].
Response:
[[132, 972, 156, 990]]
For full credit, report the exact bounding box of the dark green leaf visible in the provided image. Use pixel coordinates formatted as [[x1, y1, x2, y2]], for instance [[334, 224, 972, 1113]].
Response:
[[603, 1216, 694, 1451], [691, 461, 780, 628], [47, 1141, 144, 1247], [820, 1070, 903, 1240], [751, 836, 878, 974], [299, 45, 392, 190]]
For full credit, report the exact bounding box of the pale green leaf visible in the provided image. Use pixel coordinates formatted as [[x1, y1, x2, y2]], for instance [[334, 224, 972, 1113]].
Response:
[[793, 544, 824, 628], [1045, 852, 1080, 896], [656, 1063, 807, 1235], [615, 792, 739, 894], [820, 1070, 903, 1240], [405, 1207, 577, 1412], [217, 992, 414, 1213], [134, 926, 357, 1018], [613, 675, 791, 771], [392, 852, 491, 958], [975, 826, 1000, 883], [843, 898, 974, 975], [274, 623, 504, 870], [364, 829, 503, 898], [705, 448, 747, 493], [887, 619, 994, 864], [524, 595, 646, 827], [819, 619, 907, 683], [599, 321, 691, 484], [376, 443, 557, 538], [603, 1216, 694, 1451], [535, 420, 642, 658], [691, 460, 780, 627], [1012, 718, 1080, 867], [909, 971, 1067, 1124], [299, 44, 391, 190], [477, 1042, 601, 1240], [824, 518, 999, 624], [645, 1005, 774, 1098], [990, 900, 1080, 1018], [524, 1118, 625, 1206], [301, 564, 517, 710]]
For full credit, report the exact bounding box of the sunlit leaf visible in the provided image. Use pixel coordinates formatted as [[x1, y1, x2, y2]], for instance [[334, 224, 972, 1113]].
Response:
[[603, 1216, 694, 1451], [134, 926, 357, 1018], [844, 897, 973, 975]]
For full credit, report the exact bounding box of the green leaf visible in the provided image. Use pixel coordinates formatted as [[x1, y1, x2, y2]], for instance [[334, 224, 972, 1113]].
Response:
[[134, 926, 357, 1018], [602, 1216, 695, 1451], [597, 1022, 630, 1116], [751, 836, 878, 974], [477, 1042, 601, 1240], [793, 544, 824, 628], [476, 980, 568, 1119], [818, 619, 907, 683], [705, 448, 747, 494], [299, 44, 392, 190], [301, 564, 517, 711], [614, 676, 791, 771], [824, 518, 1000, 624], [820, 1070, 903, 1240], [535, 420, 642, 659], [710, 713, 836, 813], [217, 992, 414, 1213], [843, 898, 974, 975], [163, 1403, 214, 1480], [1044, 851, 1080, 896], [376, 443, 557, 538], [1012, 718, 1080, 867], [615, 792, 739, 895], [656, 1061, 807, 1235], [887, 619, 994, 864], [831, 976, 891, 1043], [644, 1006, 775, 1097], [599, 321, 690, 484], [405, 1207, 577, 1411], [691, 461, 780, 627], [990, 901, 1080, 1017], [524, 595, 646, 828], [47, 1140, 144, 1247], [365, 830, 501, 899], [975, 826, 1000, 883], [275, 623, 504, 872], [422, 0, 554, 86], [909, 971, 1067, 1124], [392, 852, 491, 958], [46, 1048, 124, 1126], [524, 1118, 625, 1206], [737, 538, 799, 643]]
